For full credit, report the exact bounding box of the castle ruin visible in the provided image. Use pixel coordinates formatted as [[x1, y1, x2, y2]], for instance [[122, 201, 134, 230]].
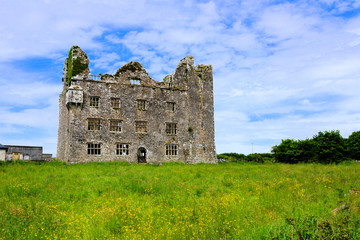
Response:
[[57, 46, 216, 163]]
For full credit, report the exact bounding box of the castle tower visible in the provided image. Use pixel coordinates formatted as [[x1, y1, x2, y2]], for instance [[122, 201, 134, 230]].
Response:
[[57, 46, 217, 163]]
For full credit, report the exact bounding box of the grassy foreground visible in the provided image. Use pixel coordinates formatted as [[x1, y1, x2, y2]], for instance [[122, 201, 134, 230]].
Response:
[[0, 161, 359, 239]]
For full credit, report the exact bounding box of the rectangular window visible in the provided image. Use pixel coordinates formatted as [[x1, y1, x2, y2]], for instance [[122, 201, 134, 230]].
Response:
[[130, 79, 141, 85], [111, 98, 120, 109], [137, 99, 146, 111], [116, 143, 129, 155], [166, 144, 178, 156], [167, 102, 175, 112], [88, 118, 101, 130], [87, 143, 101, 155], [166, 123, 177, 135], [136, 121, 147, 133], [110, 120, 122, 132], [90, 96, 99, 108]]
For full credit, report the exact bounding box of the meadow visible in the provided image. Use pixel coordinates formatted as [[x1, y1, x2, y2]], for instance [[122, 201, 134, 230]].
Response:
[[0, 161, 359, 239]]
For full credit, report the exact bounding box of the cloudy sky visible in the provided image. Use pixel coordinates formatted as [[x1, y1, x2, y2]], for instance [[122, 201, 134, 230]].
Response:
[[0, 0, 360, 156]]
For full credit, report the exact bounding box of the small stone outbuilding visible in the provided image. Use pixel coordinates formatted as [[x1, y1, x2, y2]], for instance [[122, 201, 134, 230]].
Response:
[[4, 145, 43, 161]]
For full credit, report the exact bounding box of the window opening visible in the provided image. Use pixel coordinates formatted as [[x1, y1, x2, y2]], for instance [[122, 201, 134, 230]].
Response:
[[116, 143, 129, 155], [166, 144, 178, 156], [167, 102, 175, 112], [137, 100, 146, 111], [166, 123, 177, 135], [90, 74, 101, 81], [111, 98, 120, 109], [88, 118, 101, 130], [130, 79, 141, 85], [87, 143, 101, 155], [110, 120, 122, 132], [136, 121, 147, 133], [90, 96, 99, 108]]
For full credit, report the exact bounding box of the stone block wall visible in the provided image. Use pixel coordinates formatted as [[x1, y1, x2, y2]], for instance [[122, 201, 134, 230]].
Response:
[[57, 46, 217, 164], [5, 145, 43, 161]]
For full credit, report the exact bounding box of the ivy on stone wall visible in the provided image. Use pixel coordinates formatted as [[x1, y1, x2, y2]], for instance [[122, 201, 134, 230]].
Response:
[[67, 46, 89, 84], [67, 47, 73, 84]]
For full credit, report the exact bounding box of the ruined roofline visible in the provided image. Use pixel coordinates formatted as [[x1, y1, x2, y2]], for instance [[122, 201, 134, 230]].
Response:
[[74, 59, 213, 84], [65, 45, 213, 87]]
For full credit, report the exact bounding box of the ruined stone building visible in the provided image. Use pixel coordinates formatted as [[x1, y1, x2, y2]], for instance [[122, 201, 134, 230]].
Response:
[[57, 46, 216, 163]]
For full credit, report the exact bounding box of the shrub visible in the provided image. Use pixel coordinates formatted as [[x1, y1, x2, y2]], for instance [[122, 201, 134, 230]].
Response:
[[347, 131, 360, 160], [217, 152, 246, 162], [313, 130, 347, 164]]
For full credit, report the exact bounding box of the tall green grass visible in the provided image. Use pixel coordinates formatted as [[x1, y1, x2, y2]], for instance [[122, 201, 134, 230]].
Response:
[[0, 161, 359, 239]]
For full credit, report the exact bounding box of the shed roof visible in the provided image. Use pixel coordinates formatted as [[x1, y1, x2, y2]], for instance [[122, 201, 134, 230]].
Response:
[[4, 145, 42, 149], [0, 144, 8, 149]]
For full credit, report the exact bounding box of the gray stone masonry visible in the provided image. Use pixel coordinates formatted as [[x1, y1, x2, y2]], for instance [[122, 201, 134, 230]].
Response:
[[5, 145, 43, 161], [57, 46, 217, 164]]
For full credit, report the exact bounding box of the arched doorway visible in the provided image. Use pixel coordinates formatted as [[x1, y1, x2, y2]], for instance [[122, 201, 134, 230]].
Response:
[[137, 147, 146, 163]]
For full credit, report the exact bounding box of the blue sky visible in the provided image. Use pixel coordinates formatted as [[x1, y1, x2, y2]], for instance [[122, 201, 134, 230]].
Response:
[[0, 0, 360, 156]]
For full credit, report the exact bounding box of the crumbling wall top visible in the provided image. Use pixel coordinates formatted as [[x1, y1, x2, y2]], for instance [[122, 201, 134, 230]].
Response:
[[66, 46, 90, 84], [115, 61, 149, 76], [62, 46, 212, 89], [178, 56, 194, 68]]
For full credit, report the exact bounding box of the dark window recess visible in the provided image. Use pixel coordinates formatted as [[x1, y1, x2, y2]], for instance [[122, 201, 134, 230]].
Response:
[[110, 120, 122, 132], [87, 143, 101, 155], [166, 144, 178, 156], [137, 100, 146, 111], [167, 102, 175, 112], [90, 96, 99, 107], [116, 143, 129, 155], [88, 118, 100, 130], [111, 98, 120, 109], [166, 123, 177, 135]]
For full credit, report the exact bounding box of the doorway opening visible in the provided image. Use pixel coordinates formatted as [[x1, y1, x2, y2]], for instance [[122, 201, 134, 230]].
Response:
[[12, 152, 21, 160], [137, 147, 146, 163]]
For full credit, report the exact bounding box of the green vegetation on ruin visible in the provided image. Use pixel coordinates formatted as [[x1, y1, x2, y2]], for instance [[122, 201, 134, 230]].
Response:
[[115, 62, 144, 75], [1, 161, 359, 239], [67, 46, 89, 84]]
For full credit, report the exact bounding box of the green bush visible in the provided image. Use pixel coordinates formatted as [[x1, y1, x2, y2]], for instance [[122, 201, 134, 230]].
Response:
[[246, 153, 274, 163], [347, 131, 360, 160], [272, 130, 358, 164], [218, 130, 360, 164], [313, 130, 347, 164], [217, 152, 246, 162]]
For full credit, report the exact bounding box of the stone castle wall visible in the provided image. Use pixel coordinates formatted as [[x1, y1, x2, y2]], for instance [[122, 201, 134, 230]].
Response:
[[57, 46, 216, 163]]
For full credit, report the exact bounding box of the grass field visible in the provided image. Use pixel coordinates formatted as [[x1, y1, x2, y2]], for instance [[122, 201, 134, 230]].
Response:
[[0, 161, 359, 239]]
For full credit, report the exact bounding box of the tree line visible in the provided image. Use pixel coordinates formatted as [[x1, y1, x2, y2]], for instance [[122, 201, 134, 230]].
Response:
[[217, 130, 360, 164]]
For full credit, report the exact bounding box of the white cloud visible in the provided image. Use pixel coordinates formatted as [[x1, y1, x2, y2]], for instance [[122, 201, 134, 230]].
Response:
[[92, 52, 122, 73], [257, 3, 320, 40], [318, 0, 360, 13]]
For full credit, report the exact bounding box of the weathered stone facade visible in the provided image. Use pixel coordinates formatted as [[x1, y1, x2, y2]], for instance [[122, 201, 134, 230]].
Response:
[[57, 46, 217, 164]]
